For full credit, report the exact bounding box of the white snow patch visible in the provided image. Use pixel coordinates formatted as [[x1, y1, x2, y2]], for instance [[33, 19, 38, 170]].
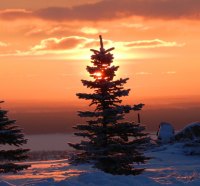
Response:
[[157, 122, 174, 143]]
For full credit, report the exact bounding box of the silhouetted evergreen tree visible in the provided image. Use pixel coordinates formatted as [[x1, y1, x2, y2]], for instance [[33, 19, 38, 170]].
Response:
[[0, 101, 30, 173], [69, 36, 149, 175]]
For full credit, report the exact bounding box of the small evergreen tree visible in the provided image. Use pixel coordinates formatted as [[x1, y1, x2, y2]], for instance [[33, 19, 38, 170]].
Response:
[[69, 36, 149, 175], [0, 101, 30, 173]]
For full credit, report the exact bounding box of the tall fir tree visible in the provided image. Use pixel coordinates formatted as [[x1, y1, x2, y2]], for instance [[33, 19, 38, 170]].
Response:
[[69, 36, 149, 175], [0, 101, 30, 173]]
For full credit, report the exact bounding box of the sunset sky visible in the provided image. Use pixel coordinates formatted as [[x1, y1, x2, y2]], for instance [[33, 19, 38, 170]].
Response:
[[0, 0, 199, 134]]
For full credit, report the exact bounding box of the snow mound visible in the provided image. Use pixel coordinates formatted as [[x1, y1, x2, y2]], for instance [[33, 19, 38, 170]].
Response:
[[58, 172, 162, 186], [183, 142, 200, 155], [157, 122, 174, 143], [175, 122, 200, 141]]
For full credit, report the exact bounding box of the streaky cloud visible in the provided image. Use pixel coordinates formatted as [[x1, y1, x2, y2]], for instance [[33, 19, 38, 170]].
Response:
[[0, 36, 184, 58], [0, 41, 9, 47], [0, 9, 31, 20], [1, 0, 200, 21]]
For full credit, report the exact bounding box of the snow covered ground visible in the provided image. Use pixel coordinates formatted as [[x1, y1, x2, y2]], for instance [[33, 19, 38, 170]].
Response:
[[1, 143, 200, 186]]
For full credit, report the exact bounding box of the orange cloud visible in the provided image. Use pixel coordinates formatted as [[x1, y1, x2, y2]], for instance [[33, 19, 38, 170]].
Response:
[[25, 25, 73, 37], [0, 9, 31, 20], [31, 36, 87, 51], [0, 41, 8, 47], [123, 39, 184, 49], [1, 0, 200, 21], [33, 0, 200, 21], [29, 37, 183, 56], [0, 35, 184, 62]]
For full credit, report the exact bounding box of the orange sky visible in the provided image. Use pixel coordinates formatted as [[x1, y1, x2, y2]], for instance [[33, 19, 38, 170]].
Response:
[[0, 0, 199, 133]]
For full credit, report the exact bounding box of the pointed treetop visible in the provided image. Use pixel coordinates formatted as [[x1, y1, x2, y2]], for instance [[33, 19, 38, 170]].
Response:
[[99, 35, 104, 51], [90, 35, 114, 54]]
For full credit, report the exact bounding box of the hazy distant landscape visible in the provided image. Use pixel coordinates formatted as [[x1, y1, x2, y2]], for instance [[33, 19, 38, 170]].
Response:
[[5, 96, 200, 134]]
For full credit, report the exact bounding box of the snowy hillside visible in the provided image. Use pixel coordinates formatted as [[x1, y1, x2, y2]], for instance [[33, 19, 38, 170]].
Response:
[[1, 143, 200, 186]]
